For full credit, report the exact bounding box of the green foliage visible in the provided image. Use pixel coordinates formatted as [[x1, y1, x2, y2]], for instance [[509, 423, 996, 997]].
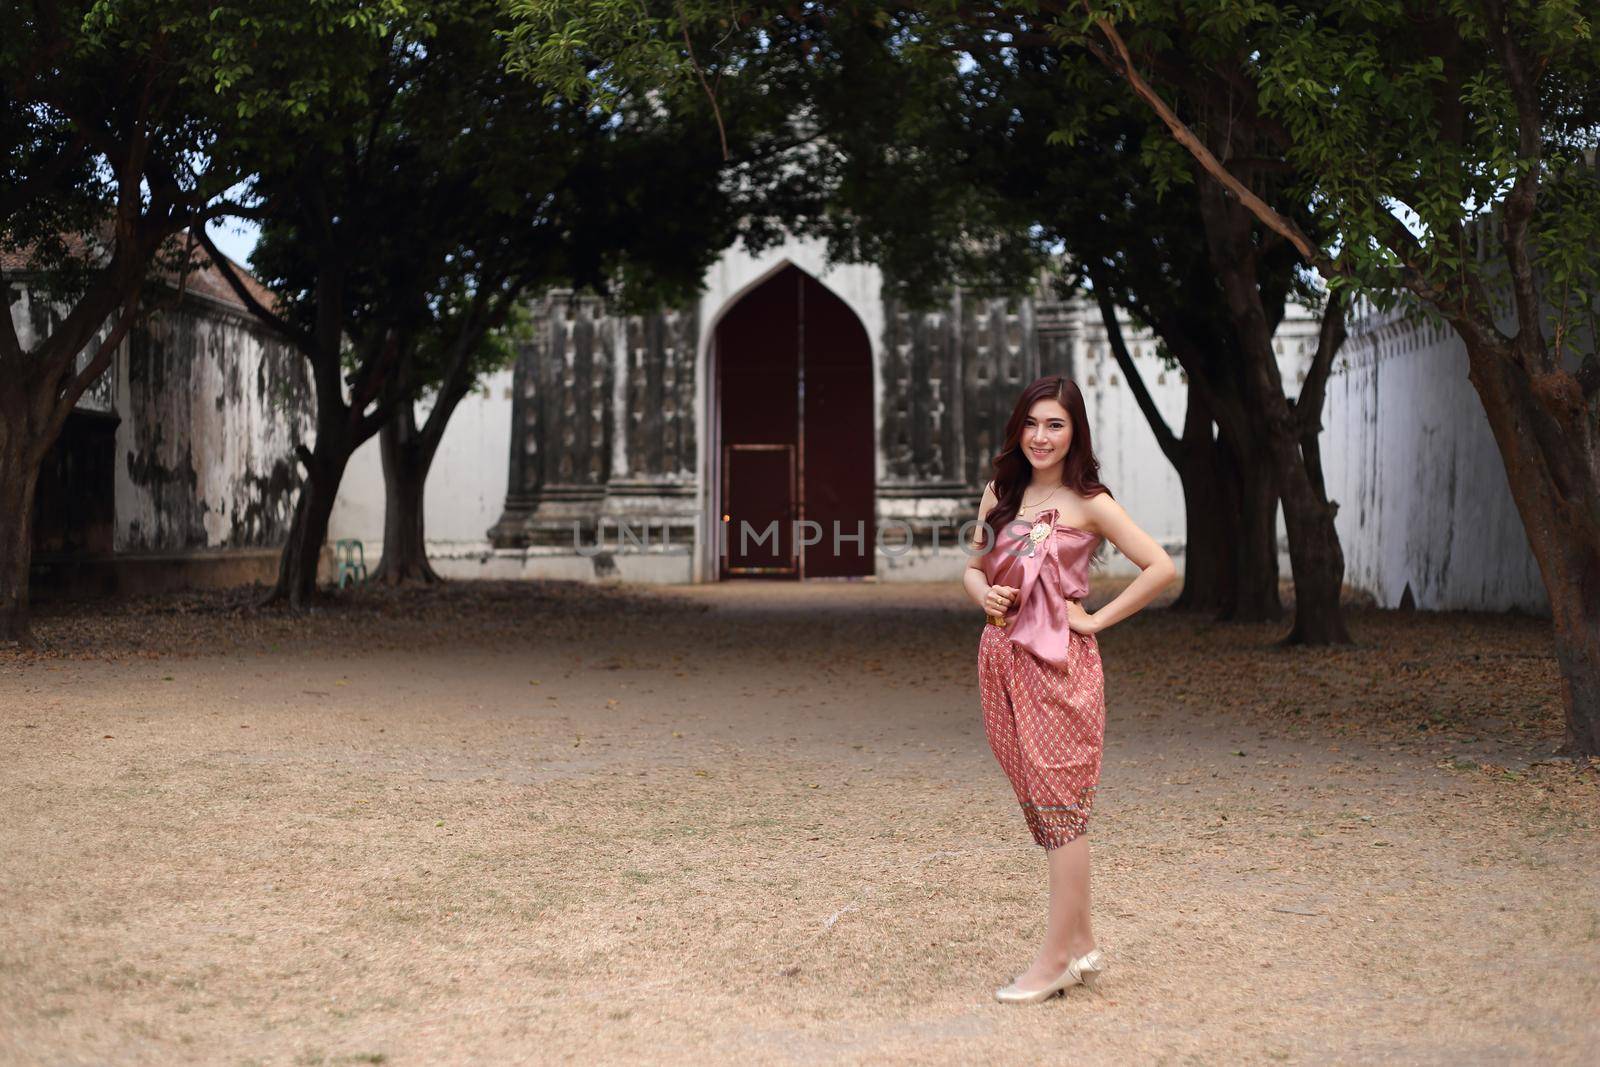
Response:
[[228, 0, 739, 408], [506, 2, 1061, 306], [2, 1, 407, 305], [503, 0, 691, 109], [509, 0, 1600, 333], [1075, 0, 1600, 330], [500, 0, 1328, 322], [1535, 149, 1600, 356]]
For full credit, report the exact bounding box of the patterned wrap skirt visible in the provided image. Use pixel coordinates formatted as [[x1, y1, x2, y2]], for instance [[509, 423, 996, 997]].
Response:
[[977, 622, 1106, 850]]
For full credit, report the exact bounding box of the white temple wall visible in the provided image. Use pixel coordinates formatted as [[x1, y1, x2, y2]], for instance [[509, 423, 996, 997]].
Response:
[[1322, 307, 1547, 613], [323, 235, 1558, 615], [327, 369, 514, 576]]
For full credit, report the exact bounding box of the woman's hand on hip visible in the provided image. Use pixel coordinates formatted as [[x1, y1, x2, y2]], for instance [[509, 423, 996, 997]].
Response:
[[1066, 598, 1101, 635]]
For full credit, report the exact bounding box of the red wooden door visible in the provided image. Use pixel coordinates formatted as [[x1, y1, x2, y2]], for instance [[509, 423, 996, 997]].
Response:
[[716, 266, 872, 580]]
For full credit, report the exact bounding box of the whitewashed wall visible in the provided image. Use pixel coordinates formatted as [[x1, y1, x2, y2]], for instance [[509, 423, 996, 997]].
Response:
[[1322, 306, 1547, 612], [11, 283, 312, 553], [112, 298, 312, 551], [319, 238, 1555, 617], [1070, 303, 1324, 575], [327, 368, 514, 571]]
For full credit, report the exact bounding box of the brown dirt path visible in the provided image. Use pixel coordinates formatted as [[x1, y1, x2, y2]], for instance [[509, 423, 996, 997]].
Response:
[[1, 580, 1596, 1065]]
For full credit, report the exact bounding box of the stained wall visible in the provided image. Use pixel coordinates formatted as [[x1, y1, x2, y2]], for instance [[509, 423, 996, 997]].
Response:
[[9, 281, 313, 561], [1322, 304, 1549, 612]]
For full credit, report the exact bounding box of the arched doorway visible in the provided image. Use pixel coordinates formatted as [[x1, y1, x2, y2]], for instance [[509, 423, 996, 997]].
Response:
[[713, 265, 874, 579]]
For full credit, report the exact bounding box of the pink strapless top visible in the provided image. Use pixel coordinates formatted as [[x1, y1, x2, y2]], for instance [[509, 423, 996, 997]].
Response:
[[979, 506, 1100, 668]]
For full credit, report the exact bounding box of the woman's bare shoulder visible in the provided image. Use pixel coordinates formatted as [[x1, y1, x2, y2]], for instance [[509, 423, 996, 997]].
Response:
[[1081, 489, 1128, 533]]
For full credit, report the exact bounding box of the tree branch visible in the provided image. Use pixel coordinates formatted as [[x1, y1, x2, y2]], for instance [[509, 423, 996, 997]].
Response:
[[27, 238, 147, 389], [352, 391, 399, 447], [418, 286, 522, 460], [678, 2, 730, 160], [33, 296, 142, 468], [1085, 11, 1335, 276], [194, 228, 314, 352], [1292, 288, 1345, 438], [1089, 272, 1180, 465], [0, 288, 24, 367], [347, 328, 401, 426], [1575, 353, 1600, 398], [201, 201, 270, 223], [1480, 0, 1546, 359]]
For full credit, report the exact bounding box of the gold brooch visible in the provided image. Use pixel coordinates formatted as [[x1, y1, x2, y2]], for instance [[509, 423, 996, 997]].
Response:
[[1028, 521, 1051, 546]]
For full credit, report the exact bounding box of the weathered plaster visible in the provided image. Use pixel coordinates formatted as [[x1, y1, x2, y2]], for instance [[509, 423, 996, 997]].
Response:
[[113, 297, 312, 552], [322, 235, 1564, 615], [8, 278, 314, 560], [1323, 304, 1549, 613]]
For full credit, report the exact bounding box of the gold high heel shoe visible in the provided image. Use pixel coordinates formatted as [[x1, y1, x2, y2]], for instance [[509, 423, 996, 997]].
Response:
[[993, 948, 1107, 1004]]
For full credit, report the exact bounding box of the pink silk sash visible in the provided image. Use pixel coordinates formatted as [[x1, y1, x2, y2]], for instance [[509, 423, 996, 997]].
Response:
[[979, 506, 1099, 669]]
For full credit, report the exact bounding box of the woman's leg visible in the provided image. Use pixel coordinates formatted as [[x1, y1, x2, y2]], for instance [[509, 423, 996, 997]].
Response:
[[1005, 633, 1104, 990], [1011, 835, 1095, 989]]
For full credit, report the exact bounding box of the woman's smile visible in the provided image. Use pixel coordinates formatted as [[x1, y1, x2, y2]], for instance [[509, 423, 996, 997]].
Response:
[[1022, 400, 1072, 464]]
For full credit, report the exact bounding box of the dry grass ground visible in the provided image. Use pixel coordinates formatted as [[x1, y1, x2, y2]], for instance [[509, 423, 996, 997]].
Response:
[[1, 578, 1596, 1066]]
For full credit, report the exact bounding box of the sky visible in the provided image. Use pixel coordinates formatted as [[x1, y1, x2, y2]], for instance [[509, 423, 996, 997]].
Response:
[[205, 217, 261, 269]]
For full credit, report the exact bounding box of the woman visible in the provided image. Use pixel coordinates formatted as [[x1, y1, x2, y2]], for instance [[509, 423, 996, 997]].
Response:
[[965, 374, 1177, 1004]]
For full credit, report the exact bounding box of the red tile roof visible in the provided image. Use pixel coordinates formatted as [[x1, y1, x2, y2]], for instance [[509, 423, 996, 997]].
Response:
[[2, 229, 276, 314], [169, 236, 277, 314]]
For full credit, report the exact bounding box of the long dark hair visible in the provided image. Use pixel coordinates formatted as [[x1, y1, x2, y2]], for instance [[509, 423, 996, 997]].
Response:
[[984, 375, 1112, 538]]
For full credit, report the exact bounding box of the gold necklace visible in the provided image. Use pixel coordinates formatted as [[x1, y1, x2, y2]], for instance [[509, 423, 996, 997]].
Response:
[[1019, 485, 1062, 513], [1019, 486, 1063, 550]]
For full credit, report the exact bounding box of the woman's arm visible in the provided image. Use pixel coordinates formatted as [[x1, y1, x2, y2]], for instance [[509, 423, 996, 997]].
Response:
[[1077, 492, 1177, 634], [963, 482, 1014, 613]]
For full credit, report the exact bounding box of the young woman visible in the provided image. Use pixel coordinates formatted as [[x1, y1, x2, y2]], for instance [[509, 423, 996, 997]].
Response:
[[964, 374, 1177, 1004]]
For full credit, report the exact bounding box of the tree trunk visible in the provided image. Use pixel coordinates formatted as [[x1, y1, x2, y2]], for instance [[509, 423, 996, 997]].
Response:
[[1277, 492, 1347, 641], [1093, 285, 1246, 616], [1198, 184, 1350, 645], [1213, 425, 1285, 623], [1169, 388, 1230, 613], [0, 404, 42, 645], [270, 445, 350, 611], [372, 405, 441, 585], [1464, 335, 1600, 756], [1237, 323, 1349, 644], [1151, 318, 1285, 622], [1548, 591, 1600, 758]]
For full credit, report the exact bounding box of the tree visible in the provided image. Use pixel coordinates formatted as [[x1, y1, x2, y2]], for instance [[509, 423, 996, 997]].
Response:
[[0, 0, 392, 643], [371, 303, 528, 585], [1070, 1, 1600, 753], [949, 44, 1323, 623], [507, 1, 1354, 639], [200, 0, 738, 608], [796, 23, 1317, 623]]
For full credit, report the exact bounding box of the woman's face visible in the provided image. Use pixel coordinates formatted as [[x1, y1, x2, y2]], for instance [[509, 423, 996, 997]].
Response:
[[1022, 397, 1073, 472]]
